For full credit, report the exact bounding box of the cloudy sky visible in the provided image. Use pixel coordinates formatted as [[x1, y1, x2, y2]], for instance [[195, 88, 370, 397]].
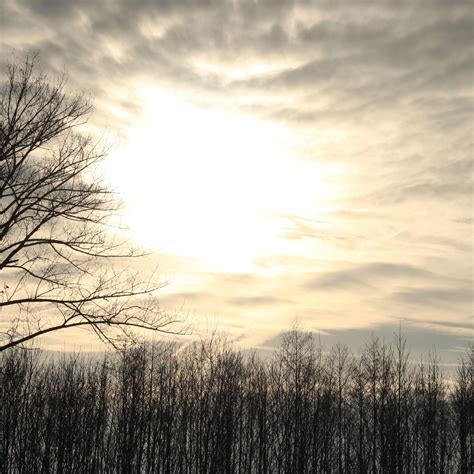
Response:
[[1, 0, 472, 360]]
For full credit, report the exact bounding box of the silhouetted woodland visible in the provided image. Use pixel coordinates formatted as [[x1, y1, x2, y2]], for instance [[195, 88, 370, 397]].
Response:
[[1, 331, 473, 473]]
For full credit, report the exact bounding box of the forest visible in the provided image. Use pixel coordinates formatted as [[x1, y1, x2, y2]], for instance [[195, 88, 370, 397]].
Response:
[[1, 330, 472, 473]]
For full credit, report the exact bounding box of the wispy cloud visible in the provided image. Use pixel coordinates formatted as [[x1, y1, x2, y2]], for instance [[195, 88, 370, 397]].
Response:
[[2, 0, 472, 352]]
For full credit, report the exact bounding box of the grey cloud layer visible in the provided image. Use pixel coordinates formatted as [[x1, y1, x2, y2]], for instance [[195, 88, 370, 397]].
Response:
[[2, 0, 472, 349]]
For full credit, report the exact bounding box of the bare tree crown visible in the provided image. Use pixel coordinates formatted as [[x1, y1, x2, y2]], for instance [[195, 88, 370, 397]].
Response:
[[0, 55, 180, 351]]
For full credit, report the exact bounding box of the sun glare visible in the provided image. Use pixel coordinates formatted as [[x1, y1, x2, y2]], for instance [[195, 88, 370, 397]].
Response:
[[106, 88, 339, 272]]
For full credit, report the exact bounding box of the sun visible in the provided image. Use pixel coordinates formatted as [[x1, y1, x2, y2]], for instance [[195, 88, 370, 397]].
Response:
[[105, 87, 338, 272]]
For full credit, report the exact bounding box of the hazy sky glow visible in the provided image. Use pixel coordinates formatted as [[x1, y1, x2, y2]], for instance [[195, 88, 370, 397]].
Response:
[[1, 0, 472, 358]]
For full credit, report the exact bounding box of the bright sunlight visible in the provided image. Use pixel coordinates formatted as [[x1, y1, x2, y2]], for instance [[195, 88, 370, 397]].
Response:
[[106, 87, 339, 272]]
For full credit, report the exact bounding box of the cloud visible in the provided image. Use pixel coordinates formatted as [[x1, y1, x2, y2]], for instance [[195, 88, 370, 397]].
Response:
[[392, 286, 473, 309], [305, 262, 436, 290], [228, 295, 292, 306], [2, 0, 472, 354]]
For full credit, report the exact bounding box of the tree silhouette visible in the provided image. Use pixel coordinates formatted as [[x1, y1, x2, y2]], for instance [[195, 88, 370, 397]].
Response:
[[0, 55, 181, 351], [1, 335, 471, 472]]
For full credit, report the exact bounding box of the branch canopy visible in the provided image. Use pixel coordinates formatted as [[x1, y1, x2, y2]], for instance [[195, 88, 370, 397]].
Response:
[[0, 55, 182, 351]]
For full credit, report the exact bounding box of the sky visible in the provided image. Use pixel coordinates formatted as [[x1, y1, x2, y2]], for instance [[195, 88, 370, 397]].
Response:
[[1, 0, 472, 361]]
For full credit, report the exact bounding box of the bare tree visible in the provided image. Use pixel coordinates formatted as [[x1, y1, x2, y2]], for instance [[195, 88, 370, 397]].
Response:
[[1, 333, 468, 472], [0, 54, 182, 351]]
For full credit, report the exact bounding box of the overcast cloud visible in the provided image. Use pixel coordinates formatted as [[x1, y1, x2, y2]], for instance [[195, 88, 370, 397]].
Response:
[[1, 0, 472, 359]]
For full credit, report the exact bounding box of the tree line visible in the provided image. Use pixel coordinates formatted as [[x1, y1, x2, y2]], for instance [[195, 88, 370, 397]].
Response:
[[1, 330, 472, 473]]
